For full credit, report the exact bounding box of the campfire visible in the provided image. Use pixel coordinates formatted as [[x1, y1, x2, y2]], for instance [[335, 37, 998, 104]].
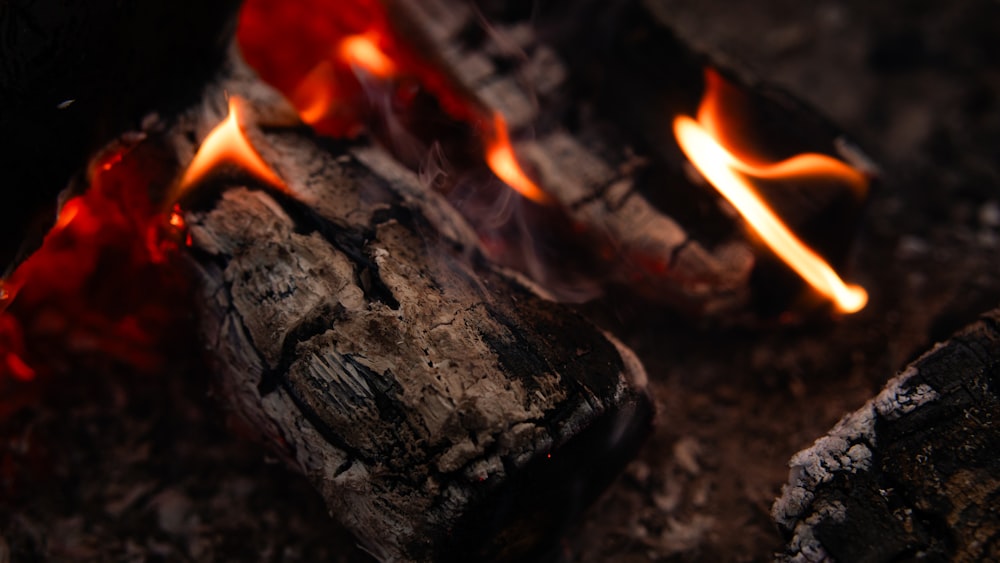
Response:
[[3, 0, 999, 561]]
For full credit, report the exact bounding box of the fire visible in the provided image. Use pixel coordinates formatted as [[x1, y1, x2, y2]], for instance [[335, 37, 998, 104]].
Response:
[[176, 97, 286, 201], [238, 0, 553, 205], [0, 143, 195, 384], [674, 71, 868, 314], [0, 96, 286, 386], [340, 33, 397, 78], [484, 113, 553, 205]]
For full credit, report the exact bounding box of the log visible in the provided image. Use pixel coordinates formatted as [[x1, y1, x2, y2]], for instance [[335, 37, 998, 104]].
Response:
[[773, 308, 1000, 561], [171, 67, 653, 562]]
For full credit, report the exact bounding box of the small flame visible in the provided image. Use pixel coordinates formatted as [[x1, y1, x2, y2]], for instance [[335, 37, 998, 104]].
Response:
[[53, 199, 83, 232], [339, 32, 397, 78], [168, 208, 186, 229], [295, 61, 342, 126], [673, 72, 868, 314], [484, 113, 553, 205], [177, 97, 286, 200]]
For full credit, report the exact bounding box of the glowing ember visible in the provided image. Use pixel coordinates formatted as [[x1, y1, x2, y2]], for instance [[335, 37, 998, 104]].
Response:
[[0, 143, 195, 384], [673, 72, 868, 314], [176, 97, 286, 201], [0, 314, 33, 382]]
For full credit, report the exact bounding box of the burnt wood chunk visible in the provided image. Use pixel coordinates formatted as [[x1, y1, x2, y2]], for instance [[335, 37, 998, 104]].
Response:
[[180, 80, 653, 562], [773, 308, 1000, 562]]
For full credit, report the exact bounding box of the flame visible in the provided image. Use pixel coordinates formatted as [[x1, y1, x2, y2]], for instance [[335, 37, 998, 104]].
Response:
[[176, 97, 286, 200], [339, 33, 397, 78], [238, 0, 555, 206], [673, 72, 868, 314], [290, 34, 397, 135], [294, 61, 342, 126], [484, 113, 553, 205]]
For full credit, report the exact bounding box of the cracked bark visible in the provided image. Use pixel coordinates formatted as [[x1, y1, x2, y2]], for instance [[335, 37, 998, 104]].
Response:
[[773, 309, 1000, 562], [176, 70, 653, 562]]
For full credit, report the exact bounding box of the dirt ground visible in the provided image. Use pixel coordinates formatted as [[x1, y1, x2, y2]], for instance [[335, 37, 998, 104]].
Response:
[[3, 0, 1000, 561]]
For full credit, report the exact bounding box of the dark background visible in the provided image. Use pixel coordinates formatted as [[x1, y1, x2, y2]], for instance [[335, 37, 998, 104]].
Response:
[[0, 0, 239, 271], [2, 0, 1000, 560]]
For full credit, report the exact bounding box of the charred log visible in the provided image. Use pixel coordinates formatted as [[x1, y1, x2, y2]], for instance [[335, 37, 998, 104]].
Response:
[[773, 308, 1000, 561], [172, 71, 653, 562]]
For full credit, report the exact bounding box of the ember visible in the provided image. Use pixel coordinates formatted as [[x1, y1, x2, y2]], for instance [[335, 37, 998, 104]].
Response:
[[0, 142, 194, 382]]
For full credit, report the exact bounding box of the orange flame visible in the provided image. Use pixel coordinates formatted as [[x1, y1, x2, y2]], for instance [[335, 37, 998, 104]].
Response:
[[673, 73, 868, 313], [177, 97, 286, 201], [484, 113, 553, 205], [294, 61, 342, 126], [339, 32, 397, 78], [291, 33, 398, 134]]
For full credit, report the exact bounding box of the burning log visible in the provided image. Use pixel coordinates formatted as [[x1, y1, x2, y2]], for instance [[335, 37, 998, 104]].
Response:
[[531, 0, 877, 317], [235, 0, 873, 319], [156, 65, 653, 561], [773, 308, 1000, 561], [375, 1, 754, 313]]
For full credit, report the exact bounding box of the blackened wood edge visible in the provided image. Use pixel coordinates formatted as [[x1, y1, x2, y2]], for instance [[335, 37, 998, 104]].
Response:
[[773, 308, 1000, 562]]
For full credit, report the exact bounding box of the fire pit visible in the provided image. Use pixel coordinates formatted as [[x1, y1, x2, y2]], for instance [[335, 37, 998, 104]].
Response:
[[2, 0, 999, 561]]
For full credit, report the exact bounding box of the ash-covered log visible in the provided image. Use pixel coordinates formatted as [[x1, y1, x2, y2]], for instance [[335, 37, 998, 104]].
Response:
[[773, 308, 1000, 561], [160, 65, 654, 561]]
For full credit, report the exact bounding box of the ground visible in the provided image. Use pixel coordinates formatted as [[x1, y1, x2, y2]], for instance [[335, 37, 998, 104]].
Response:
[[2, 0, 1000, 561]]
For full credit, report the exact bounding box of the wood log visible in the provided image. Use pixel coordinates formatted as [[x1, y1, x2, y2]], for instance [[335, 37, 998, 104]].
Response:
[[170, 67, 653, 562], [773, 308, 1000, 561]]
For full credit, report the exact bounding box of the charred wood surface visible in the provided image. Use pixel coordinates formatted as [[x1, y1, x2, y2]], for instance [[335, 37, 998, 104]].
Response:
[[178, 74, 653, 562], [773, 308, 1000, 562]]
